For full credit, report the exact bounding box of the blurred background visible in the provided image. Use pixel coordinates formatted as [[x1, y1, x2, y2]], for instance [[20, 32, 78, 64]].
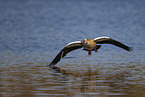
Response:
[[0, 0, 145, 97]]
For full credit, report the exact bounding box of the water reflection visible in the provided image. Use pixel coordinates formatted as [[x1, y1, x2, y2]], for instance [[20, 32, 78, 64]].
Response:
[[48, 65, 144, 97]]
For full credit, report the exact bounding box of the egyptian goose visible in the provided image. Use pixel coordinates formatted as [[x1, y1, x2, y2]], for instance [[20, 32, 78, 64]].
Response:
[[49, 36, 132, 66]]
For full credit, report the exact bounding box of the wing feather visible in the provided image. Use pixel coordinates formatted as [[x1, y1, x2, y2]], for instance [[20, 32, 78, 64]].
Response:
[[49, 41, 82, 66], [94, 36, 132, 51]]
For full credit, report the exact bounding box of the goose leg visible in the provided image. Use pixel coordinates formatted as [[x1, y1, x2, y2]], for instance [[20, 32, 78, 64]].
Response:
[[88, 51, 92, 55], [95, 47, 98, 53]]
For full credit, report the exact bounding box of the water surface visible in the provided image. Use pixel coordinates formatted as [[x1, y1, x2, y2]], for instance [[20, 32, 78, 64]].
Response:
[[0, 0, 145, 97]]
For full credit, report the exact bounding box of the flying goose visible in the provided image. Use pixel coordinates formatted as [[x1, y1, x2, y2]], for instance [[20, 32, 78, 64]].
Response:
[[49, 36, 132, 66]]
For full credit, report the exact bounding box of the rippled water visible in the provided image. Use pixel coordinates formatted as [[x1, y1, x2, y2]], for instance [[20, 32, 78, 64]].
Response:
[[0, 0, 145, 97]]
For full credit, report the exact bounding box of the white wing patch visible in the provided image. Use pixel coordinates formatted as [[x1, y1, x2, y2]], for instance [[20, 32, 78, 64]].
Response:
[[65, 41, 81, 47], [94, 36, 110, 41]]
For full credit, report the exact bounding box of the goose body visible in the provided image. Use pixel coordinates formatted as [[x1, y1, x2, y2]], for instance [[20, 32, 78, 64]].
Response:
[[49, 36, 132, 66], [82, 39, 97, 50]]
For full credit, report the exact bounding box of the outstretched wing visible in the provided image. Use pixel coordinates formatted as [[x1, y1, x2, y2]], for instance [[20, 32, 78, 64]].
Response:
[[49, 41, 82, 66], [94, 36, 132, 51]]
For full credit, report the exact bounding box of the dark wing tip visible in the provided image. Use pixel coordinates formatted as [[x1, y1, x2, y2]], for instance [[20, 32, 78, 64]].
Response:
[[48, 50, 64, 66], [128, 47, 133, 52], [48, 62, 55, 67]]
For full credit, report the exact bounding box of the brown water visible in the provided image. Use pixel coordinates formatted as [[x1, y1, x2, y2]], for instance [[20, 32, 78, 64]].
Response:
[[1, 51, 145, 97], [0, 0, 145, 97]]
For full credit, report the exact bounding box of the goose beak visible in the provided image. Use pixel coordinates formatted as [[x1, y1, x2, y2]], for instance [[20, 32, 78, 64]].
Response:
[[84, 39, 87, 44]]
